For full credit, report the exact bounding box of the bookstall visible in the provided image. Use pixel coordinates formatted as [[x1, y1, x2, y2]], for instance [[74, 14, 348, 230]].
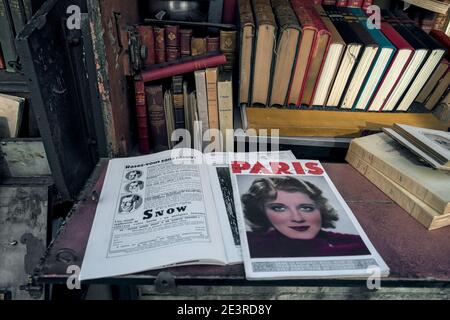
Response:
[[2, 0, 450, 300]]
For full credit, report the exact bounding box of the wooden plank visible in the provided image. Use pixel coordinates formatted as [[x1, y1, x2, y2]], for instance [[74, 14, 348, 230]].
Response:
[[245, 108, 449, 137]]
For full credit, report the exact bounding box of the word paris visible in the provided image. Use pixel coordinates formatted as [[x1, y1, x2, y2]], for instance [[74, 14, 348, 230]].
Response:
[[177, 304, 272, 318], [172, 125, 280, 153]]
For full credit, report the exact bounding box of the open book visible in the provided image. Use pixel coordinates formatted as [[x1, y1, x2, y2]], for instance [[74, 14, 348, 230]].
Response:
[[230, 159, 389, 280], [79, 149, 295, 281]]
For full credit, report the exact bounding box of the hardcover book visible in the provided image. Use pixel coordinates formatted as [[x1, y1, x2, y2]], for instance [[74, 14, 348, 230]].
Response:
[[206, 67, 220, 134], [322, 5, 364, 107], [312, 5, 346, 106], [250, 0, 277, 106], [417, 58, 449, 104], [237, 0, 255, 106], [269, 0, 300, 107], [393, 11, 446, 111], [206, 36, 220, 53], [134, 79, 150, 154], [368, 22, 414, 112], [137, 26, 155, 66], [154, 27, 166, 63], [217, 71, 234, 151], [220, 30, 237, 71], [350, 8, 396, 111], [145, 85, 169, 152], [379, 10, 430, 111], [180, 29, 193, 57], [191, 37, 207, 56], [338, 7, 379, 110]]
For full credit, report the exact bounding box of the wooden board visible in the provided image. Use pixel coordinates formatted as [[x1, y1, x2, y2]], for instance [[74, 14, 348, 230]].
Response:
[[244, 108, 449, 137], [349, 133, 450, 216], [346, 151, 450, 230]]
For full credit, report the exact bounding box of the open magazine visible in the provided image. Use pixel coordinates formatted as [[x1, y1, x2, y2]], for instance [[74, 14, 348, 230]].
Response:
[[79, 149, 295, 281], [230, 159, 389, 280]]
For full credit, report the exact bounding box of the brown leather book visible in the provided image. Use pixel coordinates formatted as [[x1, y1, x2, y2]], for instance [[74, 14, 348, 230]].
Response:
[[134, 79, 150, 154], [166, 47, 180, 62], [172, 75, 185, 130], [251, 0, 277, 106], [145, 84, 169, 152], [191, 37, 207, 56], [154, 27, 166, 63], [269, 0, 300, 107], [180, 29, 193, 57], [238, 0, 255, 106], [207, 36, 220, 53], [220, 30, 237, 71], [136, 25, 155, 66], [165, 25, 180, 48]]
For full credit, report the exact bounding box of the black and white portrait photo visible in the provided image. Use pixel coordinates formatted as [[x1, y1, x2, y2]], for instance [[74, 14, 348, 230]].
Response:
[[125, 170, 142, 181], [118, 194, 143, 213], [125, 180, 144, 193]]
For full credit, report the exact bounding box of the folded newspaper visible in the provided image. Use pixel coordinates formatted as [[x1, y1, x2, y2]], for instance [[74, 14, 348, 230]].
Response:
[[79, 149, 295, 281], [230, 159, 389, 280]]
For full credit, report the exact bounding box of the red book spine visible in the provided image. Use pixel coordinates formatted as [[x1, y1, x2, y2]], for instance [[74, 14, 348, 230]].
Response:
[[0, 46, 5, 70], [141, 54, 227, 82], [166, 47, 180, 62], [134, 79, 150, 154], [154, 27, 166, 63], [362, 0, 373, 10], [207, 37, 220, 52], [336, 0, 348, 6], [222, 0, 237, 24], [180, 29, 192, 57], [430, 29, 450, 49], [137, 26, 155, 66], [348, 0, 363, 7]]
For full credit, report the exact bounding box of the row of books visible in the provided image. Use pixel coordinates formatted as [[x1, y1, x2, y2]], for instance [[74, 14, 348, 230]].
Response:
[[136, 24, 237, 71], [135, 67, 234, 153], [238, 0, 449, 112]]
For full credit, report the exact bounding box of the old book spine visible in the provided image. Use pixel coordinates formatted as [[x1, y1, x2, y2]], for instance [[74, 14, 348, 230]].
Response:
[[194, 70, 210, 134], [348, 0, 363, 7], [191, 37, 207, 56], [207, 36, 220, 53], [238, 0, 255, 105], [0, 0, 17, 72], [222, 0, 237, 24], [145, 84, 169, 152], [206, 67, 219, 130], [362, 0, 373, 11], [137, 25, 155, 66], [172, 75, 185, 129], [220, 30, 237, 71], [179, 29, 192, 57], [0, 46, 5, 69], [165, 25, 180, 62], [218, 71, 234, 152], [336, 0, 348, 6], [349, 140, 448, 215], [141, 53, 227, 82], [154, 27, 166, 63], [134, 79, 150, 154]]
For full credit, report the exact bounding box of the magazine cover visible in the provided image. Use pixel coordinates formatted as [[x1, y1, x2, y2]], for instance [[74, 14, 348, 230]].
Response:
[[230, 159, 390, 280]]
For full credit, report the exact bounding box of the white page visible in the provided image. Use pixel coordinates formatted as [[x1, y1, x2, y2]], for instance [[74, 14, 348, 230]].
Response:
[[80, 149, 226, 281], [204, 151, 296, 264], [230, 159, 389, 280]]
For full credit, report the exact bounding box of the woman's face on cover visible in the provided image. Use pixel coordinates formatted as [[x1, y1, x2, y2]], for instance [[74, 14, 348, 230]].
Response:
[[264, 191, 322, 240]]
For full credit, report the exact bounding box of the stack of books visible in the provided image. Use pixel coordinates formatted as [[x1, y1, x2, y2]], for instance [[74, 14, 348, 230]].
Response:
[[237, 0, 448, 112], [346, 132, 450, 230]]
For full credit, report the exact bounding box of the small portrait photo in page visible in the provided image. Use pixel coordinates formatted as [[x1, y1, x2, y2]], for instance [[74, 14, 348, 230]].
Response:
[[230, 159, 389, 280]]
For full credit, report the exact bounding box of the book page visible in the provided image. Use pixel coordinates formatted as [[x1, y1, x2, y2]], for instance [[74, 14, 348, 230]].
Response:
[[230, 159, 389, 280], [204, 151, 296, 264], [80, 149, 226, 281]]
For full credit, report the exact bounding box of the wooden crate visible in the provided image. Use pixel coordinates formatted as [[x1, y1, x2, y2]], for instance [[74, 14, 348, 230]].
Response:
[[244, 108, 450, 137]]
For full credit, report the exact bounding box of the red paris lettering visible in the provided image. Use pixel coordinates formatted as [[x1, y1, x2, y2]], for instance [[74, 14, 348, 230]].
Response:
[[231, 161, 251, 173], [305, 162, 324, 175], [269, 162, 292, 174]]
